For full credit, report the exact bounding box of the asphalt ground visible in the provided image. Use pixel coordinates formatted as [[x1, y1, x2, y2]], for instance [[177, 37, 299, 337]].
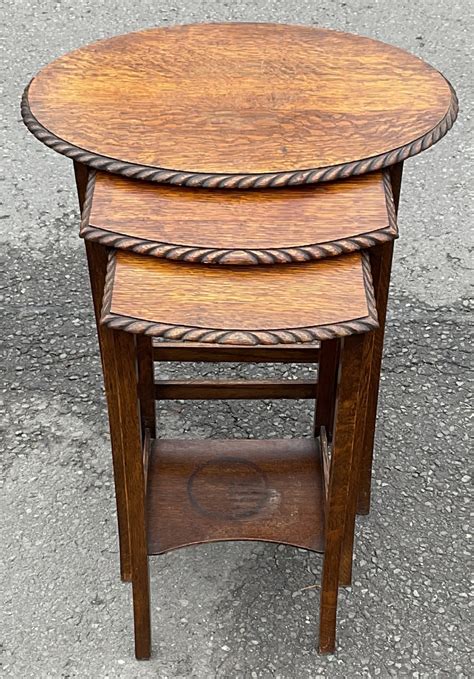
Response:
[[1, 1, 472, 677]]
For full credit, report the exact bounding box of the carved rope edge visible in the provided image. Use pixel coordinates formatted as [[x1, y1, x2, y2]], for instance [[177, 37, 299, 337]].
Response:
[[382, 168, 398, 234], [22, 79, 458, 189], [82, 214, 398, 267], [99, 250, 379, 346], [79, 168, 97, 228], [81, 222, 398, 265]]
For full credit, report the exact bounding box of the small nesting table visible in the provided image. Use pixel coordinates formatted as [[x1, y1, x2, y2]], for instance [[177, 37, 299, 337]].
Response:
[[21, 22, 457, 659], [101, 246, 377, 657]]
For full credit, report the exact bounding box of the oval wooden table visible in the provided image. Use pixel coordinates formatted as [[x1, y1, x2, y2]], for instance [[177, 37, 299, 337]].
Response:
[[21, 20, 458, 661], [22, 22, 457, 188]]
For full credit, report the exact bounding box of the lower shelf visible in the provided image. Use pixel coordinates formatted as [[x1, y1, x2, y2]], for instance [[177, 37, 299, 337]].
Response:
[[146, 438, 325, 555]]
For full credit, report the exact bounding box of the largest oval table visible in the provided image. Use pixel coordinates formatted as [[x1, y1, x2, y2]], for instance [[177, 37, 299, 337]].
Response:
[[22, 22, 457, 188]]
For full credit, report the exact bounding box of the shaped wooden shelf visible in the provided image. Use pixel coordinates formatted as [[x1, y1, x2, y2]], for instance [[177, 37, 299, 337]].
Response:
[[22, 23, 457, 188], [146, 438, 325, 555], [81, 169, 397, 265], [100, 249, 378, 345]]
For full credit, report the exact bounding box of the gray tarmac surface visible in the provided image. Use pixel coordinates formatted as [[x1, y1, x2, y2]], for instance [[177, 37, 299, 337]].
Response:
[[1, 1, 473, 677]]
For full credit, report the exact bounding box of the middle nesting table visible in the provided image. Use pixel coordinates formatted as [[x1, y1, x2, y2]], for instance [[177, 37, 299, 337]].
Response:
[[79, 164, 397, 538], [81, 169, 397, 266], [80, 165, 397, 484]]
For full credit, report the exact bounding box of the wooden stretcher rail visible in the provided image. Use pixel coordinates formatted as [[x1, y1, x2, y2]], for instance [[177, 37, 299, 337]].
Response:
[[154, 379, 318, 400], [152, 342, 320, 363]]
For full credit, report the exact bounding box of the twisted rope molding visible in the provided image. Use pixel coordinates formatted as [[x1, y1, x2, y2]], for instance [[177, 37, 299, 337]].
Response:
[[100, 251, 378, 346], [80, 168, 398, 266], [82, 223, 398, 265], [382, 168, 397, 230], [79, 167, 96, 228], [22, 80, 458, 189]]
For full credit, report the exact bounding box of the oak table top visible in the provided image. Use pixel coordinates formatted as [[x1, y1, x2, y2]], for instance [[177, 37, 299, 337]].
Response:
[[22, 22, 457, 188], [101, 249, 377, 345], [82, 169, 397, 265]]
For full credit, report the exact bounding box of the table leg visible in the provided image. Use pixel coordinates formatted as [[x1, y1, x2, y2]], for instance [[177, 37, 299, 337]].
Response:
[[314, 338, 340, 440], [356, 162, 403, 515], [339, 330, 373, 586], [136, 336, 156, 439], [111, 330, 151, 660], [319, 333, 367, 654], [74, 162, 132, 581], [85, 240, 133, 582]]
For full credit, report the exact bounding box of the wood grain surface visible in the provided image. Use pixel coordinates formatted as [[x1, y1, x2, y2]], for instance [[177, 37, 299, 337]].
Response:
[[101, 250, 376, 345], [84, 170, 396, 264], [146, 439, 325, 554], [24, 23, 457, 186]]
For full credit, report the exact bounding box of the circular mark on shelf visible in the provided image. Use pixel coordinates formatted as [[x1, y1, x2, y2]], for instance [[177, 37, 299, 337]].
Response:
[[187, 456, 270, 520]]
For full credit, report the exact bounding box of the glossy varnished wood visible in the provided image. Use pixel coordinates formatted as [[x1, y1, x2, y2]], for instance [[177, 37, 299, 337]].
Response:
[[101, 250, 378, 345], [24, 23, 457, 187], [84, 171, 396, 264], [146, 439, 325, 554]]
